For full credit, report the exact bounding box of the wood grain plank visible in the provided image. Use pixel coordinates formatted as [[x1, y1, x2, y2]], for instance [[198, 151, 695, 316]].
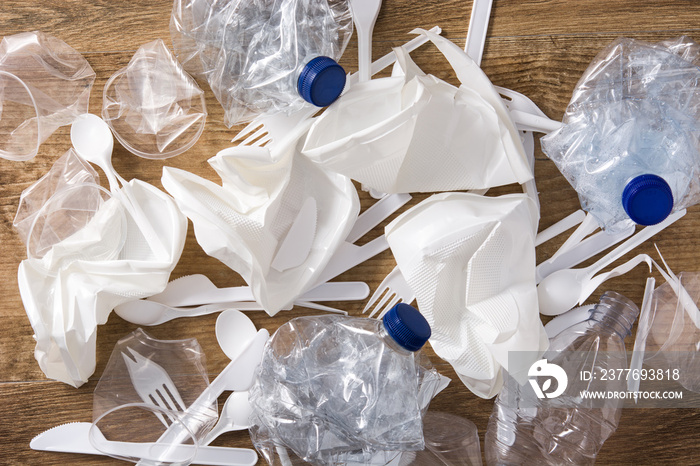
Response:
[[1, 1, 700, 465]]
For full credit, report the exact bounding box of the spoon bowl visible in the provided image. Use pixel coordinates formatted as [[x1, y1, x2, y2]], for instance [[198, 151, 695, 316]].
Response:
[[70, 114, 122, 188], [537, 268, 582, 316], [216, 309, 258, 361], [202, 391, 253, 445], [71, 113, 114, 161]]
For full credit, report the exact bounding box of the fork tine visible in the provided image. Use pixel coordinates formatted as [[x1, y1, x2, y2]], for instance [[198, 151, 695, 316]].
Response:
[[368, 290, 396, 319], [161, 383, 187, 412], [363, 270, 398, 314], [232, 120, 264, 143], [363, 285, 388, 314], [376, 296, 402, 319], [240, 128, 268, 146], [255, 135, 272, 147], [147, 392, 176, 426], [122, 348, 189, 427]]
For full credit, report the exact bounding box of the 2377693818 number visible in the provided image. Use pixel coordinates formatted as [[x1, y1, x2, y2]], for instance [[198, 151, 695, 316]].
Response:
[[586, 368, 681, 381]]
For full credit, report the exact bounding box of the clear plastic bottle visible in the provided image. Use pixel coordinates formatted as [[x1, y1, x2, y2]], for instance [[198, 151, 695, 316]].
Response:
[[485, 291, 639, 465], [248, 303, 444, 465], [170, 0, 353, 127], [541, 37, 700, 232]]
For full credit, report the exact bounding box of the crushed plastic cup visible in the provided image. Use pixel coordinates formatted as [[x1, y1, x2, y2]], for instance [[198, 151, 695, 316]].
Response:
[[91, 328, 217, 465], [14, 149, 100, 245], [644, 271, 700, 393], [102, 39, 207, 159], [0, 31, 95, 161], [26, 183, 126, 271]]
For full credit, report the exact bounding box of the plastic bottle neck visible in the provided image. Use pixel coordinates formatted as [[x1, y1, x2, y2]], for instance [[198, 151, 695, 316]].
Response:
[[378, 324, 414, 355], [587, 291, 639, 339]]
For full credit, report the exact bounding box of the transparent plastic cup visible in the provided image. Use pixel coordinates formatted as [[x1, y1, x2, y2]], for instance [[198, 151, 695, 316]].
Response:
[[102, 39, 207, 160], [27, 183, 126, 269], [13, 148, 100, 245], [0, 31, 95, 161]]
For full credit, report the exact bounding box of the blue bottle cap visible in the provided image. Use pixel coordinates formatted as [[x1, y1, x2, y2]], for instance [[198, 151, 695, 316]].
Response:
[[621, 174, 674, 226], [382, 303, 431, 352], [297, 56, 346, 107]]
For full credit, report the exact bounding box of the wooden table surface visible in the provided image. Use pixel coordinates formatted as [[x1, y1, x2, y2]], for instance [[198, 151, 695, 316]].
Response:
[[1, 1, 699, 464]]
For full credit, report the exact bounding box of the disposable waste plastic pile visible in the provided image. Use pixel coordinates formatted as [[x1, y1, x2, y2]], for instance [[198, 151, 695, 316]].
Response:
[[6, 1, 700, 465]]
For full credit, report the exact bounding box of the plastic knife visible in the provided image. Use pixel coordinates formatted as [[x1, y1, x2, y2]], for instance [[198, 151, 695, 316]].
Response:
[[30, 422, 258, 466]]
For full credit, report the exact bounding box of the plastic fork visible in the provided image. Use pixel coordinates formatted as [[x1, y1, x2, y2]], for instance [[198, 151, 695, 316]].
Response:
[[121, 348, 187, 428], [363, 265, 415, 318], [231, 104, 319, 148]]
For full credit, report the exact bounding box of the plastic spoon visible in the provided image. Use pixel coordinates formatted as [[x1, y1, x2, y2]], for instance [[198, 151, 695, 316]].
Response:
[[202, 391, 253, 446], [348, 0, 382, 82], [536, 224, 636, 283], [148, 275, 369, 308], [537, 209, 686, 316], [70, 114, 119, 188], [113, 298, 350, 326], [70, 114, 167, 258], [114, 300, 275, 326]]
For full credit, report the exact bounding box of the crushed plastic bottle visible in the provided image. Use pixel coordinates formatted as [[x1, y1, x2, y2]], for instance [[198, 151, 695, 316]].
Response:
[[485, 291, 639, 465], [170, 0, 353, 127], [248, 303, 446, 465], [541, 37, 700, 232]]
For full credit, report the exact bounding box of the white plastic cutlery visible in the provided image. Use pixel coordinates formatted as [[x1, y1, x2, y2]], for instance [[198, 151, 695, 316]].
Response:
[[121, 348, 187, 427], [628, 277, 656, 396], [147, 275, 369, 307], [536, 224, 636, 283], [550, 213, 599, 259], [201, 391, 253, 445], [345, 193, 411, 244], [464, 0, 492, 65], [271, 197, 317, 272], [348, 0, 383, 82], [535, 209, 586, 247], [363, 265, 415, 318], [71, 114, 168, 259], [538, 209, 686, 316], [114, 298, 352, 326], [30, 422, 258, 466], [313, 235, 389, 287], [143, 311, 269, 454], [114, 300, 281, 326]]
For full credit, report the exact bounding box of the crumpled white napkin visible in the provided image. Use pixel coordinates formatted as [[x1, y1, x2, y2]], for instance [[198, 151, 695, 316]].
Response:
[[17, 179, 187, 387], [161, 135, 359, 315], [302, 28, 531, 194], [385, 192, 549, 398]]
